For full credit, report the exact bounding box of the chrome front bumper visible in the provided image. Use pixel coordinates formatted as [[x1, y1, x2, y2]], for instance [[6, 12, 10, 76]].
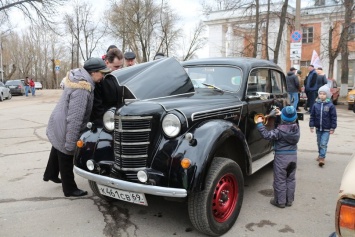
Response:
[[74, 166, 187, 198]]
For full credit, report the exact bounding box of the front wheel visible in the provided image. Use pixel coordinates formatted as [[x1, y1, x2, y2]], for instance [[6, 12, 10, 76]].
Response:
[[7, 93, 12, 100], [188, 157, 244, 236]]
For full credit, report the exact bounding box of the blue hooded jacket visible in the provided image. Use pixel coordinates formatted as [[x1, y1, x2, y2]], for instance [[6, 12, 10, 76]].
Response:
[[309, 99, 337, 131]]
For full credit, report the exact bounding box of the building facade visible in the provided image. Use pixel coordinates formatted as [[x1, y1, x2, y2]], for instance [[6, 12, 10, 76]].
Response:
[[204, 1, 355, 88]]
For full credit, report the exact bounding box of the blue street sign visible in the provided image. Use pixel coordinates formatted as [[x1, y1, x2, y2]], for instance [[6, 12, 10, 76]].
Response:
[[291, 31, 302, 42], [55, 66, 60, 71]]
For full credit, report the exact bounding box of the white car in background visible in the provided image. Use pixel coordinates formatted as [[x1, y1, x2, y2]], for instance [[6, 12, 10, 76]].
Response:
[[0, 81, 12, 101], [34, 82, 43, 90], [330, 153, 355, 237]]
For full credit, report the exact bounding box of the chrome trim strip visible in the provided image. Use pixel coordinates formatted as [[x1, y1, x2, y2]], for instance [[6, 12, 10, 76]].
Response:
[[114, 141, 150, 145], [115, 129, 151, 132], [191, 105, 242, 121], [74, 166, 187, 198], [112, 166, 147, 171], [144, 92, 196, 101], [115, 154, 148, 158], [114, 115, 153, 120]]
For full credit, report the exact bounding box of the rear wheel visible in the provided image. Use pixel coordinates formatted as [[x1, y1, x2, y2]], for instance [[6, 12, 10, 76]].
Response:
[[188, 157, 244, 236], [88, 180, 117, 202], [348, 104, 353, 110]]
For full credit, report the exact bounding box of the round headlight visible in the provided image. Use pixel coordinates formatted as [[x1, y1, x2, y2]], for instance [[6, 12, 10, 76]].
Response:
[[137, 170, 148, 183], [162, 114, 181, 138], [86, 160, 95, 171], [103, 110, 115, 131]]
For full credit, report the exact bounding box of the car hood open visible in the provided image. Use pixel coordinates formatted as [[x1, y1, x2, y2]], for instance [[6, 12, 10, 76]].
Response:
[[107, 57, 195, 100]]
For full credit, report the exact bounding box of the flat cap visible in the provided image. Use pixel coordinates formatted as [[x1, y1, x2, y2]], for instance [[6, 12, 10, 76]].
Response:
[[290, 67, 296, 71], [124, 51, 136, 60], [83, 57, 111, 73]]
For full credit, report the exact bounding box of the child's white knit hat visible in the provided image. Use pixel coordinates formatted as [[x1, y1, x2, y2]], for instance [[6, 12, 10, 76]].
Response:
[[318, 85, 331, 99]]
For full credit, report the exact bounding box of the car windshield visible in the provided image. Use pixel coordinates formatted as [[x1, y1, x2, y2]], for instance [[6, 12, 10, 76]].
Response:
[[185, 66, 242, 92]]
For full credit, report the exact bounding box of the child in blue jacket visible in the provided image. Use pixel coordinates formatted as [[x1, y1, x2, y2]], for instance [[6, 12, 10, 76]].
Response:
[[257, 106, 300, 208], [309, 85, 337, 167]]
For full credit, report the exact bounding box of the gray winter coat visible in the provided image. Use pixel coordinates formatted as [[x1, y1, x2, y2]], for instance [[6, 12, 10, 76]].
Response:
[[286, 71, 300, 93], [46, 68, 95, 155]]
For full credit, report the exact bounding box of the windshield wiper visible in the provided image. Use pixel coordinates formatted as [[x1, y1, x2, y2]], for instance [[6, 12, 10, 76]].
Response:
[[202, 83, 224, 92]]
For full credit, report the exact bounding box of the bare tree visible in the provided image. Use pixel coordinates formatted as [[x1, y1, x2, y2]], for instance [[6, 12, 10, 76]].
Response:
[[181, 21, 207, 61], [0, 0, 67, 29], [64, 1, 107, 64]]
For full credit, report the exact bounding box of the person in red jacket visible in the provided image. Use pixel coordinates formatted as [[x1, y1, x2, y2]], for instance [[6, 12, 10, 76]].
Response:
[[29, 78, 35, 96]]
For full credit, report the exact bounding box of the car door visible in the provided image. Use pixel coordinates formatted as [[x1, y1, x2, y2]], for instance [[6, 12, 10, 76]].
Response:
[[245, 68, 287, 160], [0, 82, 9, 98]]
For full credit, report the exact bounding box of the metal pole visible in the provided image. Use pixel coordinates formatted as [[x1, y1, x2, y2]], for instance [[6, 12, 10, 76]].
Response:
[[0, 35, 4, 83], [293, 0, 301, 70]]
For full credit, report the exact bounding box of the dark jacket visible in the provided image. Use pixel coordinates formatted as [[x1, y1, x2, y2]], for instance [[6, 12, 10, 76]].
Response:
[[286, 71, 299, 93], [309, 99, 337, 131], [316, 74, 327, 90], [257, 122, 300, 155], [305, 69, 318, 92], [90, 77, 122, 126]]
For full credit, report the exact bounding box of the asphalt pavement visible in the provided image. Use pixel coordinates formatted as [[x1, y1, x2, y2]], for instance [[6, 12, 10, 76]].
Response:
[[0, 90, 354, 237]]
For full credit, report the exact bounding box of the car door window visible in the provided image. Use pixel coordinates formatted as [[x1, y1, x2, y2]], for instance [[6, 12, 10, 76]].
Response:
[[270, 70, 284, 94], [247, 68, 271, 99]]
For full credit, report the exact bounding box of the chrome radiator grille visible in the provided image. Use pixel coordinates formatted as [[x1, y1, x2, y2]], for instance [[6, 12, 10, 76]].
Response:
[[113, 115, 152, 171]]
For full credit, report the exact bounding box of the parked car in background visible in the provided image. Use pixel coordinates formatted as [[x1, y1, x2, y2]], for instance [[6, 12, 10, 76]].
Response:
[[34, 82, 43, 90], [346, 86, 355, 110], [5, 80, 25, 96], [0, 81, 12, 101], [330, 153, 355, 237], [299, 79, 340, 106]]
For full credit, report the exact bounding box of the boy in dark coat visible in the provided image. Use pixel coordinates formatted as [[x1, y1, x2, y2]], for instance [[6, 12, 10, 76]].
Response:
[[309, 85, 337, 167], [256, 106, 300, 208]]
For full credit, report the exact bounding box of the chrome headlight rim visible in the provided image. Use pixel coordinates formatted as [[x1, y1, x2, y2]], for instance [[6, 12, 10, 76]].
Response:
[[103, 108, 116, 132], [162, 114, 181, 138]]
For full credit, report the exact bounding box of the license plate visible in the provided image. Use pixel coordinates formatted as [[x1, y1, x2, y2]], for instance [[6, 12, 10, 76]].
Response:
[[9, 86, 16, 88], [97, 184, 148, 206]]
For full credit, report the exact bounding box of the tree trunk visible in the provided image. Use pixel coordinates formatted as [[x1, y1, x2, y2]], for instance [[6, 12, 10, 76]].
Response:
[[252, 0, 259, 58], [274, 0, 288, 64]]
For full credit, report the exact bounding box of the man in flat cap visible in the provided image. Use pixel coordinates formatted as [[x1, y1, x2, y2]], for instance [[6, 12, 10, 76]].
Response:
[[124, 51, 136, 67]]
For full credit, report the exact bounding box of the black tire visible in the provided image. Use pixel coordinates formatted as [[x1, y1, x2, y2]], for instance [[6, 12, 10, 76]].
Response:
[[88, 180, 117, 202], [0, 93, 3, 102], [188, 157, 244, 236], [348, 104, 353, 110]]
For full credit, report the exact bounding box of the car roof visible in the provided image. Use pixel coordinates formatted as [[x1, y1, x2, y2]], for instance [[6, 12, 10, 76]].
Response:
[[181, 57, 282, 71]]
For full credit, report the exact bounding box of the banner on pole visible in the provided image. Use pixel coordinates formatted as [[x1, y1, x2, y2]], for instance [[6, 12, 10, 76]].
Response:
[[310, 50, 322, 68]]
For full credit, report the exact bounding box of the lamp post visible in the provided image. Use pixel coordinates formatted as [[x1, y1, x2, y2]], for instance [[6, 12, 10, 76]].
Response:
[[0, 35, 3, 83]]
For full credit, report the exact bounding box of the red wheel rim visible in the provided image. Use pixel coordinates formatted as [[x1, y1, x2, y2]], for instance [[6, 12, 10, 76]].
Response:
[[212, 173, 238, 223]]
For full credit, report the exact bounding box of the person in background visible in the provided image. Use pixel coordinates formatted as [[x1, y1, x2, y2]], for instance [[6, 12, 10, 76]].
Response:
[[286, 67, 299, 109], [43, 57, 110, 197], [256, 106, 300, 208], [316, 67, 328, 90], [105, 48, 124, 70], [102, 45, 118, 60], [153, 52, 165, 60], [90, 48, 124, 126], [24, 77, 30, 97], [296, 70, 303, 111], [124, 51, 136, 67], [305, 64, 318, 114], [29, 78, 35, 96], [309, 85, 337, 167]]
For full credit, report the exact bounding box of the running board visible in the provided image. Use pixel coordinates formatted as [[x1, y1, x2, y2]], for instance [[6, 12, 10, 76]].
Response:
[[251, 152, 274, 174]]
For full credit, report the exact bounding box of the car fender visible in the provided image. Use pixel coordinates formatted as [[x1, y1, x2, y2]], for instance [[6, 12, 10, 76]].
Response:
[[170, 119, 251, 193], [74, 128, 114, 170]]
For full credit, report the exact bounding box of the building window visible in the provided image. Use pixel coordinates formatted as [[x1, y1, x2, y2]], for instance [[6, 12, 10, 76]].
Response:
[[300, 61, 311, 67], [314, 0, 325, 6], [348, 23, 355, 40], [302, 27, 313, 43]]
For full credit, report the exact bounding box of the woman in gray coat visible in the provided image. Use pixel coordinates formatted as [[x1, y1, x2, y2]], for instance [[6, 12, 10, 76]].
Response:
[[43, 58, 110, 197]]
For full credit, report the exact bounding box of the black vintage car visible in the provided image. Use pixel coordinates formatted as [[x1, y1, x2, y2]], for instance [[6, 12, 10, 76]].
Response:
[[74, 57, 292, 236]]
